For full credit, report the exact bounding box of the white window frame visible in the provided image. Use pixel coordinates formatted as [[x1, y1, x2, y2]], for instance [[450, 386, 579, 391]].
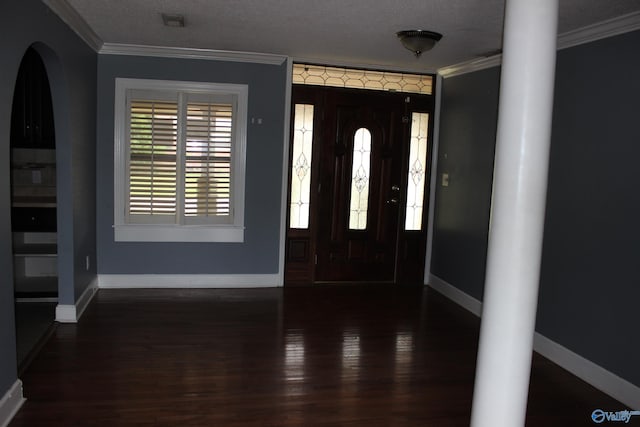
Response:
[[113, 78, 248, 242]]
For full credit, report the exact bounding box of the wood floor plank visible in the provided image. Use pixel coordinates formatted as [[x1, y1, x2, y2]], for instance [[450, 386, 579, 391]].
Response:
[[9, 286, 625, 426]]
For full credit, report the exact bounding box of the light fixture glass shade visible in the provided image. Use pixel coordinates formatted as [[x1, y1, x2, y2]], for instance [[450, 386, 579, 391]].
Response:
[[396, 30, 443, 57]]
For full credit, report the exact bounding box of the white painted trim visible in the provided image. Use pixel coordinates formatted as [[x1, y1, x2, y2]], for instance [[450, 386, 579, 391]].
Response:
[[427, 274, 482, 316], [0, 380, 25, 427], [42, 0, 103, 51], [98, 274, 281, 288], [75, 278, 99, 319], [277, 58, 294, 287], [55, 277, 98, 323], [113, 224, 244, 243], [426, 274, 640, 409], [100, 43, 287, 66], [438, 55, 503, 79], [438, 11, 640, 78], [55, 304, 76, 323], [533, 333, 640, 409], [557, 11, 640, 51], [423, 74, 443, 283]]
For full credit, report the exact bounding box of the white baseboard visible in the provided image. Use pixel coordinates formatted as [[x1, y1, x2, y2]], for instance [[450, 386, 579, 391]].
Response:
[[428, 274, 482, 316], [533, 333, 640, 409], [56, 277, 98, 323], [426, 274, 640, 409], [0, 380, 25, 427], [97, 274, 282, 289]]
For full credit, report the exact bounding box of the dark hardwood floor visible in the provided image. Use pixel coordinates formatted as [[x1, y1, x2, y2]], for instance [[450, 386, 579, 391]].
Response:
[[10, 286, 624, 426]]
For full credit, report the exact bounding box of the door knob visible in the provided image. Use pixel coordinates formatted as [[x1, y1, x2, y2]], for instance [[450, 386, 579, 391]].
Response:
[[391, 185, 400, 191], [386, 198, 398, 204]]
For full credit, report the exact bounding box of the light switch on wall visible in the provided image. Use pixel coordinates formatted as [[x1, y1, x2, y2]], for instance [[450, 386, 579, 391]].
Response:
[[442, 172, 449, 187]]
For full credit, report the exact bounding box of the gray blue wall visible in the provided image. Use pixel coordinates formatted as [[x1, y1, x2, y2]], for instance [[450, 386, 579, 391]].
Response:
[[1, 0, 97, 398], [432, 67, 499, 300], [433, 30, 640, 387], [537, 30, 640, 387], [96, 56, 287, 274]]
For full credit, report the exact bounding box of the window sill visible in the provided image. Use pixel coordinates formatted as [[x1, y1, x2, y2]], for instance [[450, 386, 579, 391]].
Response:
[[114, 224, 245, 243]]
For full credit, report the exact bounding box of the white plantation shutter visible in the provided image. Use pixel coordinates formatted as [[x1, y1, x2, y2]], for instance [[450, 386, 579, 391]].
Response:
[[115, 78, 247, 242], [126, 91, 237, 225], [185, 97, 234, 223], [128, 98, 178, 222]]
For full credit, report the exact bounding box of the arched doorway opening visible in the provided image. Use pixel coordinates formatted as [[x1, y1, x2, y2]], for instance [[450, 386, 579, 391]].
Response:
[[10, 46, 58, 371]]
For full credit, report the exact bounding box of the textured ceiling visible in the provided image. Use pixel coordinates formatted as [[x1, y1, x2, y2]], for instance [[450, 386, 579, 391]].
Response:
[[65, 0, 640, 73]]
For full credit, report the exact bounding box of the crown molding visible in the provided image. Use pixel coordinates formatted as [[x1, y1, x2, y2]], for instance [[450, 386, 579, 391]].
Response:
[[42, 0, 103, 51], [42, 0, 284, 65], [100, 43, 287, 65], [557, 10, 640, 50], [437, 55, 503, 79], [439, 10, 640, 78]]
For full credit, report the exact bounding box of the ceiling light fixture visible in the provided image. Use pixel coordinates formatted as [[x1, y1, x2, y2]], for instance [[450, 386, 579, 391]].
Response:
[[396, 30, 442, 58], [162, 13, 185, 28]]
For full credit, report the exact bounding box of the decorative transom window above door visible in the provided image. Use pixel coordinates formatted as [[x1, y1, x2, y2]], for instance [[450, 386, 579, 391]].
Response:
[[292, 63, 434, 95]]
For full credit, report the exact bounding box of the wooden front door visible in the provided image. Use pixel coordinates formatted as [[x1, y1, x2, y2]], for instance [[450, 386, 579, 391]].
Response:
[[285, 85, 434, 285], [314, 90, 404, 282]]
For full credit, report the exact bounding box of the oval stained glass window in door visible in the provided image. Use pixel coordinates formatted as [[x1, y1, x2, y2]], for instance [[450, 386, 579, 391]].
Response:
[[348, 128, 372, 230]]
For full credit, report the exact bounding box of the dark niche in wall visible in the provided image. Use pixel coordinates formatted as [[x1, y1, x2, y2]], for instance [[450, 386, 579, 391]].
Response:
[[11, 47, 56, 149], [10, 47, 57, 231], [9, 46, 58, 297]]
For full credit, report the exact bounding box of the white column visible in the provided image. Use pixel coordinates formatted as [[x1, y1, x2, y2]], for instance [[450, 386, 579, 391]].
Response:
[[470, 0, 558, 426]]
